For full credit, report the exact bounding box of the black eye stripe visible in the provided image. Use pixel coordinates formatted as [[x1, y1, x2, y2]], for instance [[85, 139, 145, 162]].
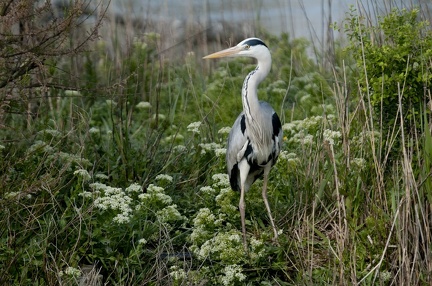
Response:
[[243, 39, 268, 48]]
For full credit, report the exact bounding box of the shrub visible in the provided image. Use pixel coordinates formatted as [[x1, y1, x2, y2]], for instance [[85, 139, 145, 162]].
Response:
[[346, 8, 432, 148]]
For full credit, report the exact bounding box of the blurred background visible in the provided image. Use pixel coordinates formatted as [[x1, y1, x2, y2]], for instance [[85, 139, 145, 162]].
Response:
[[53, 0, 432, 61]]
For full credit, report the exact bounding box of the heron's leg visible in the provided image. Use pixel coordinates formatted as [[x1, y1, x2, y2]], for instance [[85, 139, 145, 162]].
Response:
[[238, 160, 250, 251], [262, 167, 278, 243], [239, 184, 247, 250]]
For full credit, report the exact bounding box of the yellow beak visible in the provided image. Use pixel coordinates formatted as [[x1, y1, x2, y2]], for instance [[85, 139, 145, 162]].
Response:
[[203, 46, 243, 59]]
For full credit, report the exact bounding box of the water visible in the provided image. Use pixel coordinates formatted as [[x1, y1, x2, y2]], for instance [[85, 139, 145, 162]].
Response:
[[107, 0, 431, 41], [109, 0, 357, 40]]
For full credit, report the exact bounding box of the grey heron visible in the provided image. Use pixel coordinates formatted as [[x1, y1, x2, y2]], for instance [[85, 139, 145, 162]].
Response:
[[203, 38, 283, 248]]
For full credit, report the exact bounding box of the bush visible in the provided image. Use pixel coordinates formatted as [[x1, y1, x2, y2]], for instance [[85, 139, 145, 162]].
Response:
[[346, 7, 432, 148]]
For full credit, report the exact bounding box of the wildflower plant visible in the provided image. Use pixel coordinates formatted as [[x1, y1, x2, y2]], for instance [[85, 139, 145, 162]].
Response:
[[189, 172, 272, 283], [70, 171, 186, 282], [220, 264, 246, 286], [323, 129, 342, 146], [187, 121, 202, 134], [59, 266, 81, 278]]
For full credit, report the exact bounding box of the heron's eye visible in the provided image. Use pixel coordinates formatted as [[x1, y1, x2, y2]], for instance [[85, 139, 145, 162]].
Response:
[[244, 45, 250, 50]]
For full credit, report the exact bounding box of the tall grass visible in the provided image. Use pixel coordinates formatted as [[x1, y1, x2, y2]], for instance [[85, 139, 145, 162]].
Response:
[[1, 0, 432, 285]]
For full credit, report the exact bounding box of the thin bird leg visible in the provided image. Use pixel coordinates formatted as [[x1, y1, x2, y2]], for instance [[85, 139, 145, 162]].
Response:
[[262, 168, 278, 243], [238, 160, 250, 251], [239, 184, 247, 250]]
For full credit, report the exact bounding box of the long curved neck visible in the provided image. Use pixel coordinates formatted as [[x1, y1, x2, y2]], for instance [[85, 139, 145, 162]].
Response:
[[241, 53, 272, 155], [242, 55, 271, 122]]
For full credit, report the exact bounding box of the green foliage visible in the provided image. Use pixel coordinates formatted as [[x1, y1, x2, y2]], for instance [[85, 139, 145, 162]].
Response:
[[346, 7, 432, 143], [269, 33, 335, 119]]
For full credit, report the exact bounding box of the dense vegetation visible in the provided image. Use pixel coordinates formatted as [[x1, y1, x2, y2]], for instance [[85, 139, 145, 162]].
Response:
[[1, 1, 431, 285]]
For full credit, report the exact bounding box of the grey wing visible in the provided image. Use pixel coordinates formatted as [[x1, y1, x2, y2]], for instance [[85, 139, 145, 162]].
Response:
[[262, 101, 283, 166], [226, 112, 248, 192], [251, 101, 283, 167], [226, 103, 283, 193]]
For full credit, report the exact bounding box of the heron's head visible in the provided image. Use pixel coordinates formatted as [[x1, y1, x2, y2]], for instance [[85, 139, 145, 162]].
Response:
[[203, 37, 270, 61]]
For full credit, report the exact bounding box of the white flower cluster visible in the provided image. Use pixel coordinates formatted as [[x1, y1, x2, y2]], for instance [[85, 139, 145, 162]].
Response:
[[190, 171, 268, 278], [91, 183, 133, 224], [278, 151, 301, 169], [196, 231, 245, 263], [138, 238, 147, 245], [112, 213, 130, 224], [199, 173, 237, 220], [199, 185, 216, 195], [155, 174, 173, 182], [59, 266, 81, 278], [323, 129, 342, 146], [187, 121, 202, 134], [4, 191, 32, 200], [4, 192, 18, 199], [151, 113, 166, 121], [220, 264, 246, 286], [64, 90, 81, 96], [249, 237, 265, 260], [192, 208, 216, 228], [214, 147, 227, 157], [211, 173, 230, 188], [156, 204, 185, 223], [214, 187, 237, 214], [74, 169, 91, 181], [136, 101, 151, 110], [279, 151, 297, 161], [138, 184, 173, 205], [172, 145, 187, 153], [89, 127, 100, 134], [78, 191, 93, 199], [125, 183, 142, 193], [199, 142, 223, 155], [290, 131, 314, 146], [282, 116, 326, 147], [282, 115, 324, 134], [169, 265, 187, 282], [190, 208, 223, 246], [95, 173, 109, 180]]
